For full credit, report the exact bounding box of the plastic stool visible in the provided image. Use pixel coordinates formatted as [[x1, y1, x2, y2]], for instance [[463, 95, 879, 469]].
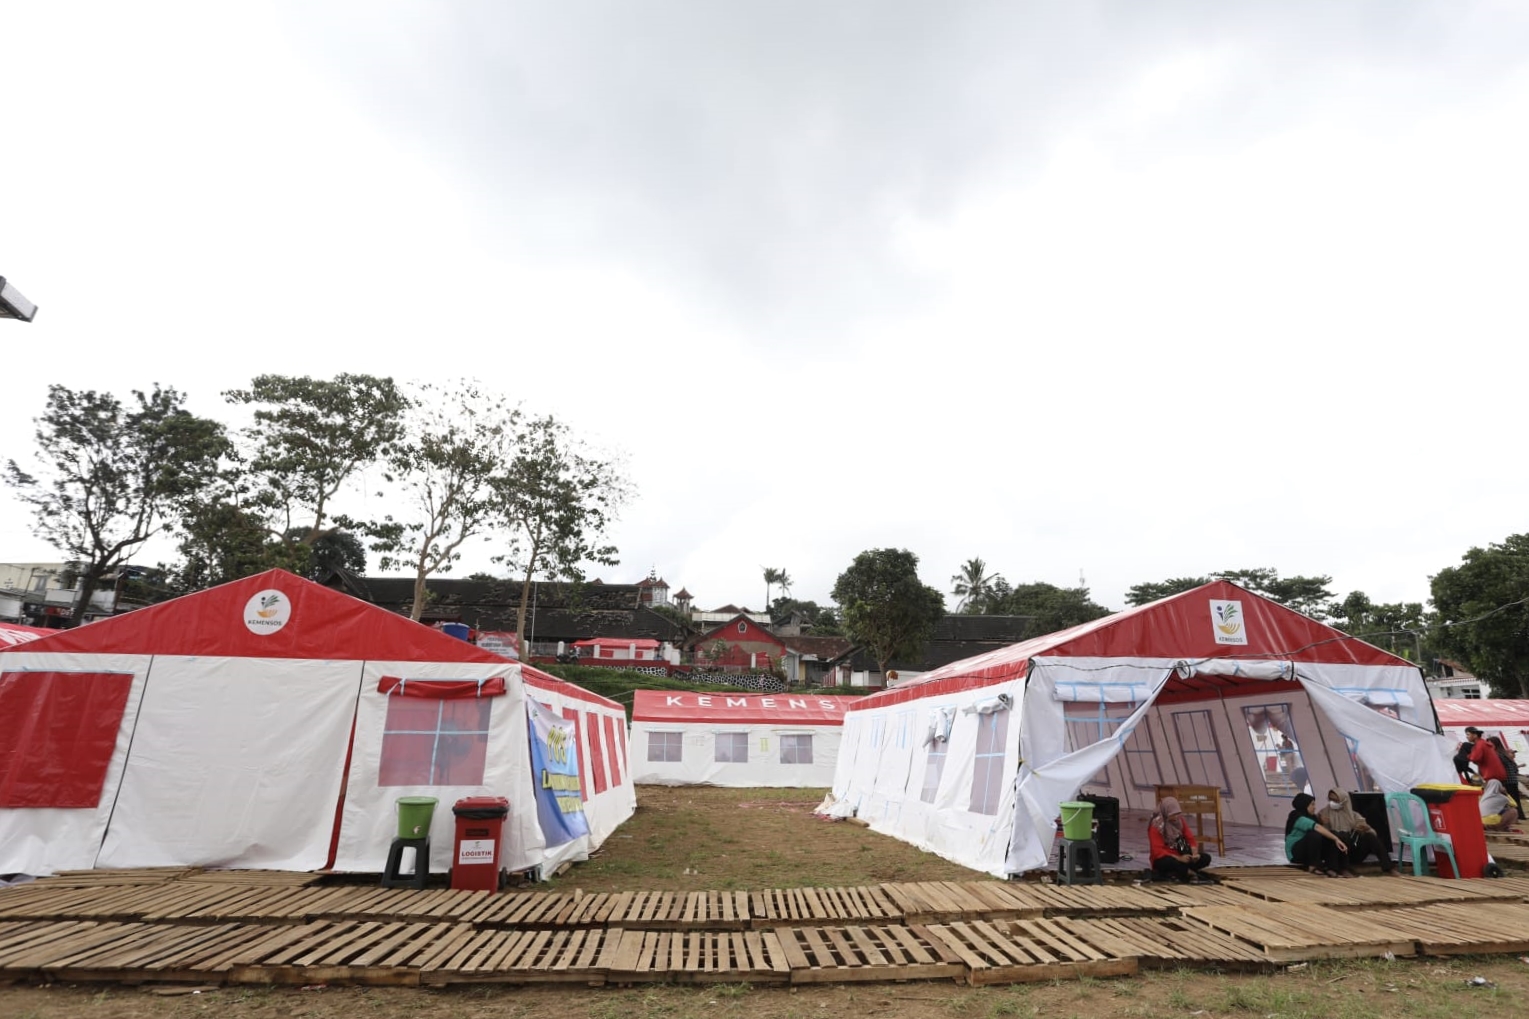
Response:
[[382, 836, 430, 889], [1057, 837, 1102, 885]]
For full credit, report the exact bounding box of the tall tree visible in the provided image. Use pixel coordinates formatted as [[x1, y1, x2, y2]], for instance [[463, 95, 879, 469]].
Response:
[[762, 567, 786, 613], [1124, 576, 1209, 606], [951, 557, 1000, 613], [1430, 535, 1529, 697], [367, 383, 519, 620], [1326, 591, 1430, 665], [831, 548, 946, 676], [1124, 568, 1336, 619], [5, 384, 228, 624], [223, 374, 410, 549], [494, 415, 631, 646], [986, 581, 1112, 635]]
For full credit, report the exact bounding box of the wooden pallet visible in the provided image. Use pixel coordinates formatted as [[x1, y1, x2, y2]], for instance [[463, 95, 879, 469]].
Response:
[[925, 919, 1137, 986], [419, 926, 617, 985], [1180, 902, 1416, 962], [1354, 901, 1529, 956], [751, 886, 902, 927], [603, 928, 790, 984], [1217, 874, 1522, 909], [1052, 915, 1272, 970], [773, 923, 965, 983]]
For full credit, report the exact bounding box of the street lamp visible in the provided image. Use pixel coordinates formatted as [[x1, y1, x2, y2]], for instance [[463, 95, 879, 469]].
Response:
[[0, 277, 38, 322]]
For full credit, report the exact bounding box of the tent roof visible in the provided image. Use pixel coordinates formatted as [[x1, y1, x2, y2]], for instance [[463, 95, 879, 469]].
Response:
[[1434, 699, 1529, 728], [0, 621, 53, 648], [852, 580, 1418, 711], [633, 689, 856, 725], [0, 570, 620, 710]]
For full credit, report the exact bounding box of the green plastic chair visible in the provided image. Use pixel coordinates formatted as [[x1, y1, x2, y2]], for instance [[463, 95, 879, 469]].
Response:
[[1384, 791, 1459, 877]]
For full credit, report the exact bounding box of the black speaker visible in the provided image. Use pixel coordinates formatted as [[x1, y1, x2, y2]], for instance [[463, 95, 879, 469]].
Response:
[[1348, 792, 1392, 851], [1081, 794, 1120, 863]]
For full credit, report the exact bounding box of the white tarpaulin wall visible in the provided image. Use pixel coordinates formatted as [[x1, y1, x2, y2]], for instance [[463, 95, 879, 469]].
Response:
[[335, 662, 634, 876], [823, 581, 1458, 878], [630, 691, 852, 787]]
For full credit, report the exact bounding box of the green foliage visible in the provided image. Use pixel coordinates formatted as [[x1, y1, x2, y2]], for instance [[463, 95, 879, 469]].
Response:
[[831, 548, 946, 674], [1326, 590, 1431, 665], [1430, 534, 1529, 696], [495, 414, 631, 640], [5, 384, 229, 624], [768, 596, 841, 634], [986, 580, 1111, 634], [224, 373, 410, 544], [1124, 576, 1209, 606], [762, 567, 791, 611], [951, 557, 1000, 613], [1125, 567, 1336, 619], [365, 382, 519, 620]]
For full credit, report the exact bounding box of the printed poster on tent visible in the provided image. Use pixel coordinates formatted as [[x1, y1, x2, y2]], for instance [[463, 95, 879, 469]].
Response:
[[527, 698, 590, 847]]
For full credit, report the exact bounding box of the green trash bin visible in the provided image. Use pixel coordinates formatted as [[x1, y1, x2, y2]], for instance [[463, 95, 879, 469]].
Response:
[[1059, 801, 1096, 841], [396, 796, 438, 839]]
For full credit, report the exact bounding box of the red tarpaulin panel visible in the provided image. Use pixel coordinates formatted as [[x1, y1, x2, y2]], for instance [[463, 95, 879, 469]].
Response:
[[0, 671, 133, 808], [632, 690, 857, 725], [586, 711, 608, 794], [603, 714, 623, 787], [377, 676, 507, 699]]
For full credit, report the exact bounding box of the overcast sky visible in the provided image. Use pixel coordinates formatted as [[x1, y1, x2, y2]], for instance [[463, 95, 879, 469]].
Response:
[[4, 2, 1527, 614]]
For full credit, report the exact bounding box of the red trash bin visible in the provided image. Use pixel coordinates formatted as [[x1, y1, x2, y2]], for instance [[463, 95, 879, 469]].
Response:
[[451, 796, 509, 892], [1413, 784, 1488, 879]]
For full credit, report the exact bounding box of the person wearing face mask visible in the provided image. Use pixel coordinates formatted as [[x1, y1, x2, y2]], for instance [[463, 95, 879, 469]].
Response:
[[1318, 789, 1397, 875], [1286, 792, 1351, 877]]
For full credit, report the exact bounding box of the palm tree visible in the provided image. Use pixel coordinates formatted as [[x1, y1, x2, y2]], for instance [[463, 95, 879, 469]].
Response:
[[777, 569, 793, 601], [762, 567, 785, 612], [951, 557, 998, 614]]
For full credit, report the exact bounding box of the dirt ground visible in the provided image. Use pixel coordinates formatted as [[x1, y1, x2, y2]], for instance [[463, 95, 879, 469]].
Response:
[[5, 785, 1529, 1018]]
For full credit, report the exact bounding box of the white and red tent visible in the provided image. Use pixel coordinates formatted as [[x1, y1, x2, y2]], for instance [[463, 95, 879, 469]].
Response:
[[631, 690, 855, 787], [820, 581, 1457, 877], [1434, 699, 1529, 762], [0, 570, 635, 878]]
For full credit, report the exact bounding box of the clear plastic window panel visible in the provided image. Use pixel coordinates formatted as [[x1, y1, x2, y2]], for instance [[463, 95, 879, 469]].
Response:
[[1243, 703, 1306, 797], [714, 731, 749, 763], [647, 730, 683, 763], [969, 709, 1010, 815], [779, 733, 814, 764], [1171, 709, 1231, 795]]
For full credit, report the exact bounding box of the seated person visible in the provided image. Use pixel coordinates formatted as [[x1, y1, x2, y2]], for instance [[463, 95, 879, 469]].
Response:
[[1319, 789, 1397, 875], [1286, 792, 1351, 877], [1148, 796, 1213, 883], [1480, 779, 1522, 832]]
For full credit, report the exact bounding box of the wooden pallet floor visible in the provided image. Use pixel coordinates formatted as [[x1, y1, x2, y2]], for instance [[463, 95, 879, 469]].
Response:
[[10, 869, 1529, 987], [1180, 902, 1418, 962]]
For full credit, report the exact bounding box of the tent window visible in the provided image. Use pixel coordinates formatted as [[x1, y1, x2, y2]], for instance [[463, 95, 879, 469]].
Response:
[[1122, 717, 1163, 791], [378, 697, 492, 787], [895, 711, 913, 750], [1342, 733, 1380, 792], [1243, 703, 1305, 798], [603, 714, 624, 787], [921, 739, 948, 804], [969, 709, 1009, 815], [780, 733, 814, 764], [585, 712, 608, 795], [715, 732, 749, 763], [869, 717, 887, 748], [648, 731, 683, 763], [1171, 709, 1231, 796], [0, 670, 133, 808], [1064, 703, 1137, 790]]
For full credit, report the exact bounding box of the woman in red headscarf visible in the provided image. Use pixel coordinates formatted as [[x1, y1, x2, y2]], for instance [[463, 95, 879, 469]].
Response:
[[1149, 796, 1213, 883]]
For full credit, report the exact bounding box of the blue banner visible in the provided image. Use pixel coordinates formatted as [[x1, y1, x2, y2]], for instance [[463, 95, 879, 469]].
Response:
[[527, 698, 590, 847]]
